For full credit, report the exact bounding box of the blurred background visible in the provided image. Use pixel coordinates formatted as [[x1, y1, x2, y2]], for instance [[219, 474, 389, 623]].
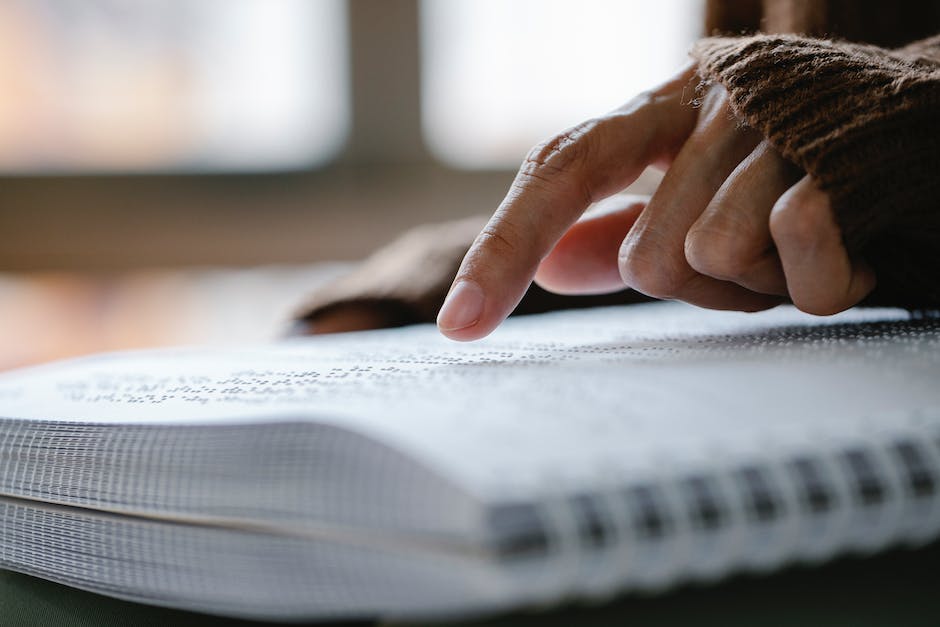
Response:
[[0, 0, 703, 367]]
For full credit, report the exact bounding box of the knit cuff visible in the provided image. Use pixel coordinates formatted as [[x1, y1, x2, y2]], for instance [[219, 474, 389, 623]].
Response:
[[692, 34, 940, 308]]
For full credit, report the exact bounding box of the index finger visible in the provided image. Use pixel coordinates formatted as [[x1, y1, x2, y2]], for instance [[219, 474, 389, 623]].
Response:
[[437, 66, 701, 341]]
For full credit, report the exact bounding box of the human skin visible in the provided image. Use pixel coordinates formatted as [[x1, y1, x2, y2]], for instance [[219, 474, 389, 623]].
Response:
[[437, 64, 877, 341]]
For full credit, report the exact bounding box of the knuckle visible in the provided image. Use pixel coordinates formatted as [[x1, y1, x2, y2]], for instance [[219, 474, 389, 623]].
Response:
[[518, 117, 607, 202], [618, 238, 689, 299], [471, 220, 537, 271], [686, 210, 762, 281], [684, 226, 740, 279], [476, 224, 522, 260], [522, 118, 599, 175], [770, 191, 828, 247]]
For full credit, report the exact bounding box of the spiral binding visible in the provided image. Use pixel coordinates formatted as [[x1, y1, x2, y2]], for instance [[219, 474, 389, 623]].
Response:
[[491, 411, 940, 603]]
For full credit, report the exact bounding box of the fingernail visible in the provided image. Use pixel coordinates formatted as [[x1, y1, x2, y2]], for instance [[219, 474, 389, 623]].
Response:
[[437, 279, 485, 331]]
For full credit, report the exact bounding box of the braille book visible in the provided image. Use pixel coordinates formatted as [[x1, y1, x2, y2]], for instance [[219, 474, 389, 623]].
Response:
[[1, 302, 939, 621]]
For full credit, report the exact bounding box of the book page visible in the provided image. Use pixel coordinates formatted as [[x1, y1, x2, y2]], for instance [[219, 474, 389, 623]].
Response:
[[2, 302, 939, 499]]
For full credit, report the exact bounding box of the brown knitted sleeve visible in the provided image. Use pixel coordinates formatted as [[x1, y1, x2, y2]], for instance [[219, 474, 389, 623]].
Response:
[[692, 34, 940, 309]]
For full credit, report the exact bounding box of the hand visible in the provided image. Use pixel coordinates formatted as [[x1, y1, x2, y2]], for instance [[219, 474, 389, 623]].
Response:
[[437, 64, 876, 341]]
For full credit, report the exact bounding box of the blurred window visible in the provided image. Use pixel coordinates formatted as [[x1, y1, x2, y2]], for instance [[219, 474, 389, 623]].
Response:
[[420, 0, 703, 169], [0, 0, 347, 173]]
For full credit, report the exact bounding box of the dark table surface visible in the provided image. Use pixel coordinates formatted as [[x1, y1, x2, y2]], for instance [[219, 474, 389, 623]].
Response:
[[3, 540, 938, 627]]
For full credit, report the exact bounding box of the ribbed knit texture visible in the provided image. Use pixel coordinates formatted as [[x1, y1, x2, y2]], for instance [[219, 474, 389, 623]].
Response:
[[693, 34, 940, 309]]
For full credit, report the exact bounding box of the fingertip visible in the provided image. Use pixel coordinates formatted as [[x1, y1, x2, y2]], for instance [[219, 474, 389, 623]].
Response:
[[437, 278, 486, 333], [438, 323, 495, 342], [437, 314, 501, 342], [436, 277, 511, 341]]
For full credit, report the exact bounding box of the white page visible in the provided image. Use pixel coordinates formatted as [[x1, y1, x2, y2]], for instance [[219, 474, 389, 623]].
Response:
[[2, 302, 939, 500]]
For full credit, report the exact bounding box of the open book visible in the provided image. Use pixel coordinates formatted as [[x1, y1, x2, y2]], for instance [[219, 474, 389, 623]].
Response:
[[1, 302, 939, 621]]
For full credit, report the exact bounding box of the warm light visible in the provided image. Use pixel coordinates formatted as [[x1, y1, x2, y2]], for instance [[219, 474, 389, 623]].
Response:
[[421, 0, 702, 169], [0, 0, 348, 173]]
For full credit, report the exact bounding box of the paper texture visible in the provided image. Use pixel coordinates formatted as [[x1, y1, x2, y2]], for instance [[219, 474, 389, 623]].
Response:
[[2, 302, 939, 498]]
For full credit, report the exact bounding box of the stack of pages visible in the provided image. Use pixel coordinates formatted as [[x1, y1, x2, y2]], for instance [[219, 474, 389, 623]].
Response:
[[1, 302, 939, 620]]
